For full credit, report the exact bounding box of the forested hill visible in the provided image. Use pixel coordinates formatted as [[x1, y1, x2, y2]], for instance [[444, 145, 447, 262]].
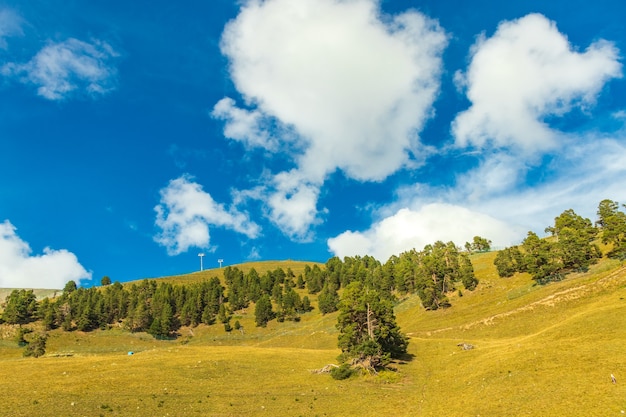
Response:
[[2, 198, 626, 360], [0, 244, 478, 337], [2, 200, 626, 416]]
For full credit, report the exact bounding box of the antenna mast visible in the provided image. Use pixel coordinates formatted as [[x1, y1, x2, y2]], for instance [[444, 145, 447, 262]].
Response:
[[198, 253, 205, 271]]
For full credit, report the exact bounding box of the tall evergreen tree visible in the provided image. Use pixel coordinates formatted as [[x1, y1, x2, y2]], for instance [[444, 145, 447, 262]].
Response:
[[254, 295, 274, 327], [2, 289, 38, 325], [336, 281, 408, 369], [597, 199, 626, 259], [317, 284, 340, 315]]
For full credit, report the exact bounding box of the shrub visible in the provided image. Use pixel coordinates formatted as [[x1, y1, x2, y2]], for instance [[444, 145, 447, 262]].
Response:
[[23, 333, 47, 358], [330, 364, 354, 380]]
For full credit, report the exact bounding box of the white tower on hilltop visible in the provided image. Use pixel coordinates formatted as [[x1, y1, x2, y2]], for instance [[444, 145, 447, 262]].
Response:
[[218, 259, 224, 268], [198, 253, 205, 271]]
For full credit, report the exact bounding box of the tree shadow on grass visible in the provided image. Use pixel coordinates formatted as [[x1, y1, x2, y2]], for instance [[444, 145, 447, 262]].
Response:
[[394, 351, 416, 364]]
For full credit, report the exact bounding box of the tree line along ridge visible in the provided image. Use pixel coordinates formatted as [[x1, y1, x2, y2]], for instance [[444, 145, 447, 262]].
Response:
[[2, 199, 626, 370]]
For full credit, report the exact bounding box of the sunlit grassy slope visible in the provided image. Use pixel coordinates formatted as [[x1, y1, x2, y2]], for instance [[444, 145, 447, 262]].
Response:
[[0, 288, 59, 301], [2, 255, 626, 416], [137, 259, 322, 286]]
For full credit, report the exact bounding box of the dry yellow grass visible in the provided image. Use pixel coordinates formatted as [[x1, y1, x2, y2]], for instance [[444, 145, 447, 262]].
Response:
[[0, 288, 60, 301], [2, 256, 626, 416], [138, 260, 322, 286]]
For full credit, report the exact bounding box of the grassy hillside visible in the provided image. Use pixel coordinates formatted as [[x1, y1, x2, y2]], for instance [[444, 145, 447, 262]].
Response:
[[137, 259, 322, 286], [0, 288, 60, 301], [2, 255, 626, 416]]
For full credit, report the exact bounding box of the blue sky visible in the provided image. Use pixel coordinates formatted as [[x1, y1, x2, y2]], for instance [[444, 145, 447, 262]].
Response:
[[1, 0, 625, 289]]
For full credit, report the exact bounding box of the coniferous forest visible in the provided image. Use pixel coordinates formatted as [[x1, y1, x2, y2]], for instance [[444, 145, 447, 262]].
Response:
[[2, 199, 626, 368]]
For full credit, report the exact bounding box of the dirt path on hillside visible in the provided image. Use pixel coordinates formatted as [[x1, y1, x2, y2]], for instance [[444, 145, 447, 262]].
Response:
[[412, 265, 626, 337]]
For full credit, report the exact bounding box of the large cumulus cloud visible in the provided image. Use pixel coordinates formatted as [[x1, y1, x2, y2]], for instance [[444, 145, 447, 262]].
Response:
[[213, 0, 448, 238]]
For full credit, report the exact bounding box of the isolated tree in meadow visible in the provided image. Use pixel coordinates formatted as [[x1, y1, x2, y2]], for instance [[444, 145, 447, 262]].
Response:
[[101, 276, 111, 286], [336, 281, 408, 369]]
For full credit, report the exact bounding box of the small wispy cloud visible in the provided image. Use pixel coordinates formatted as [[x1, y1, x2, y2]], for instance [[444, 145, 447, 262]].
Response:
[[154, 175, 260, 256], [2, 37, 119, 100], [0, 220, 91, 289], [0, 8, 24, 49]]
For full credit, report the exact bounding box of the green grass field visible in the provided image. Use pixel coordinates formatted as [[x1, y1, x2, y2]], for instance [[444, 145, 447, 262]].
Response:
[[2, 255, 626, 416]]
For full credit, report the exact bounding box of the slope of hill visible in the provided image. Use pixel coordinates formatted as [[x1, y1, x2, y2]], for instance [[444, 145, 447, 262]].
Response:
[[1, 255, 626, 416], [0, 288, 60, 301], [136, 259, 322, 286]]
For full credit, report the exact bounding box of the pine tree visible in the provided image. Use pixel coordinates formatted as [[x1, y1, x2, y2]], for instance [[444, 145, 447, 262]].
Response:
[[281, 286, 301, 320], [23, 333, 47, 358], [597, 199, 626, 259], [2, 290, 38, 325], [301, 296, 312, 312], [317, 284, 339, 314], [522, 231, 563, 284], [336, 281, 408, 369], [494, 247, 524, 277], [254, 295, 274, 327], [296, 274, 305, 289], [459, 254, 478, 290]]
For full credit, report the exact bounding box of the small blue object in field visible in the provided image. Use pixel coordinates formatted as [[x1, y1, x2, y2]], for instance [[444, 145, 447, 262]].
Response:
[[128, 351, 134, 355]]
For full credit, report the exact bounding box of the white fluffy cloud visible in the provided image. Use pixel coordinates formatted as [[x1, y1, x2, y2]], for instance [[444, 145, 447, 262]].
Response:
[[334, 131, 626, 262], [215, 0, 448, 238], [328, 204, 521, 261], [154, 175, 260, 255], [0, 220, 91, 289], [453, 13, 622, 152], [2, 37, 119, 100]]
